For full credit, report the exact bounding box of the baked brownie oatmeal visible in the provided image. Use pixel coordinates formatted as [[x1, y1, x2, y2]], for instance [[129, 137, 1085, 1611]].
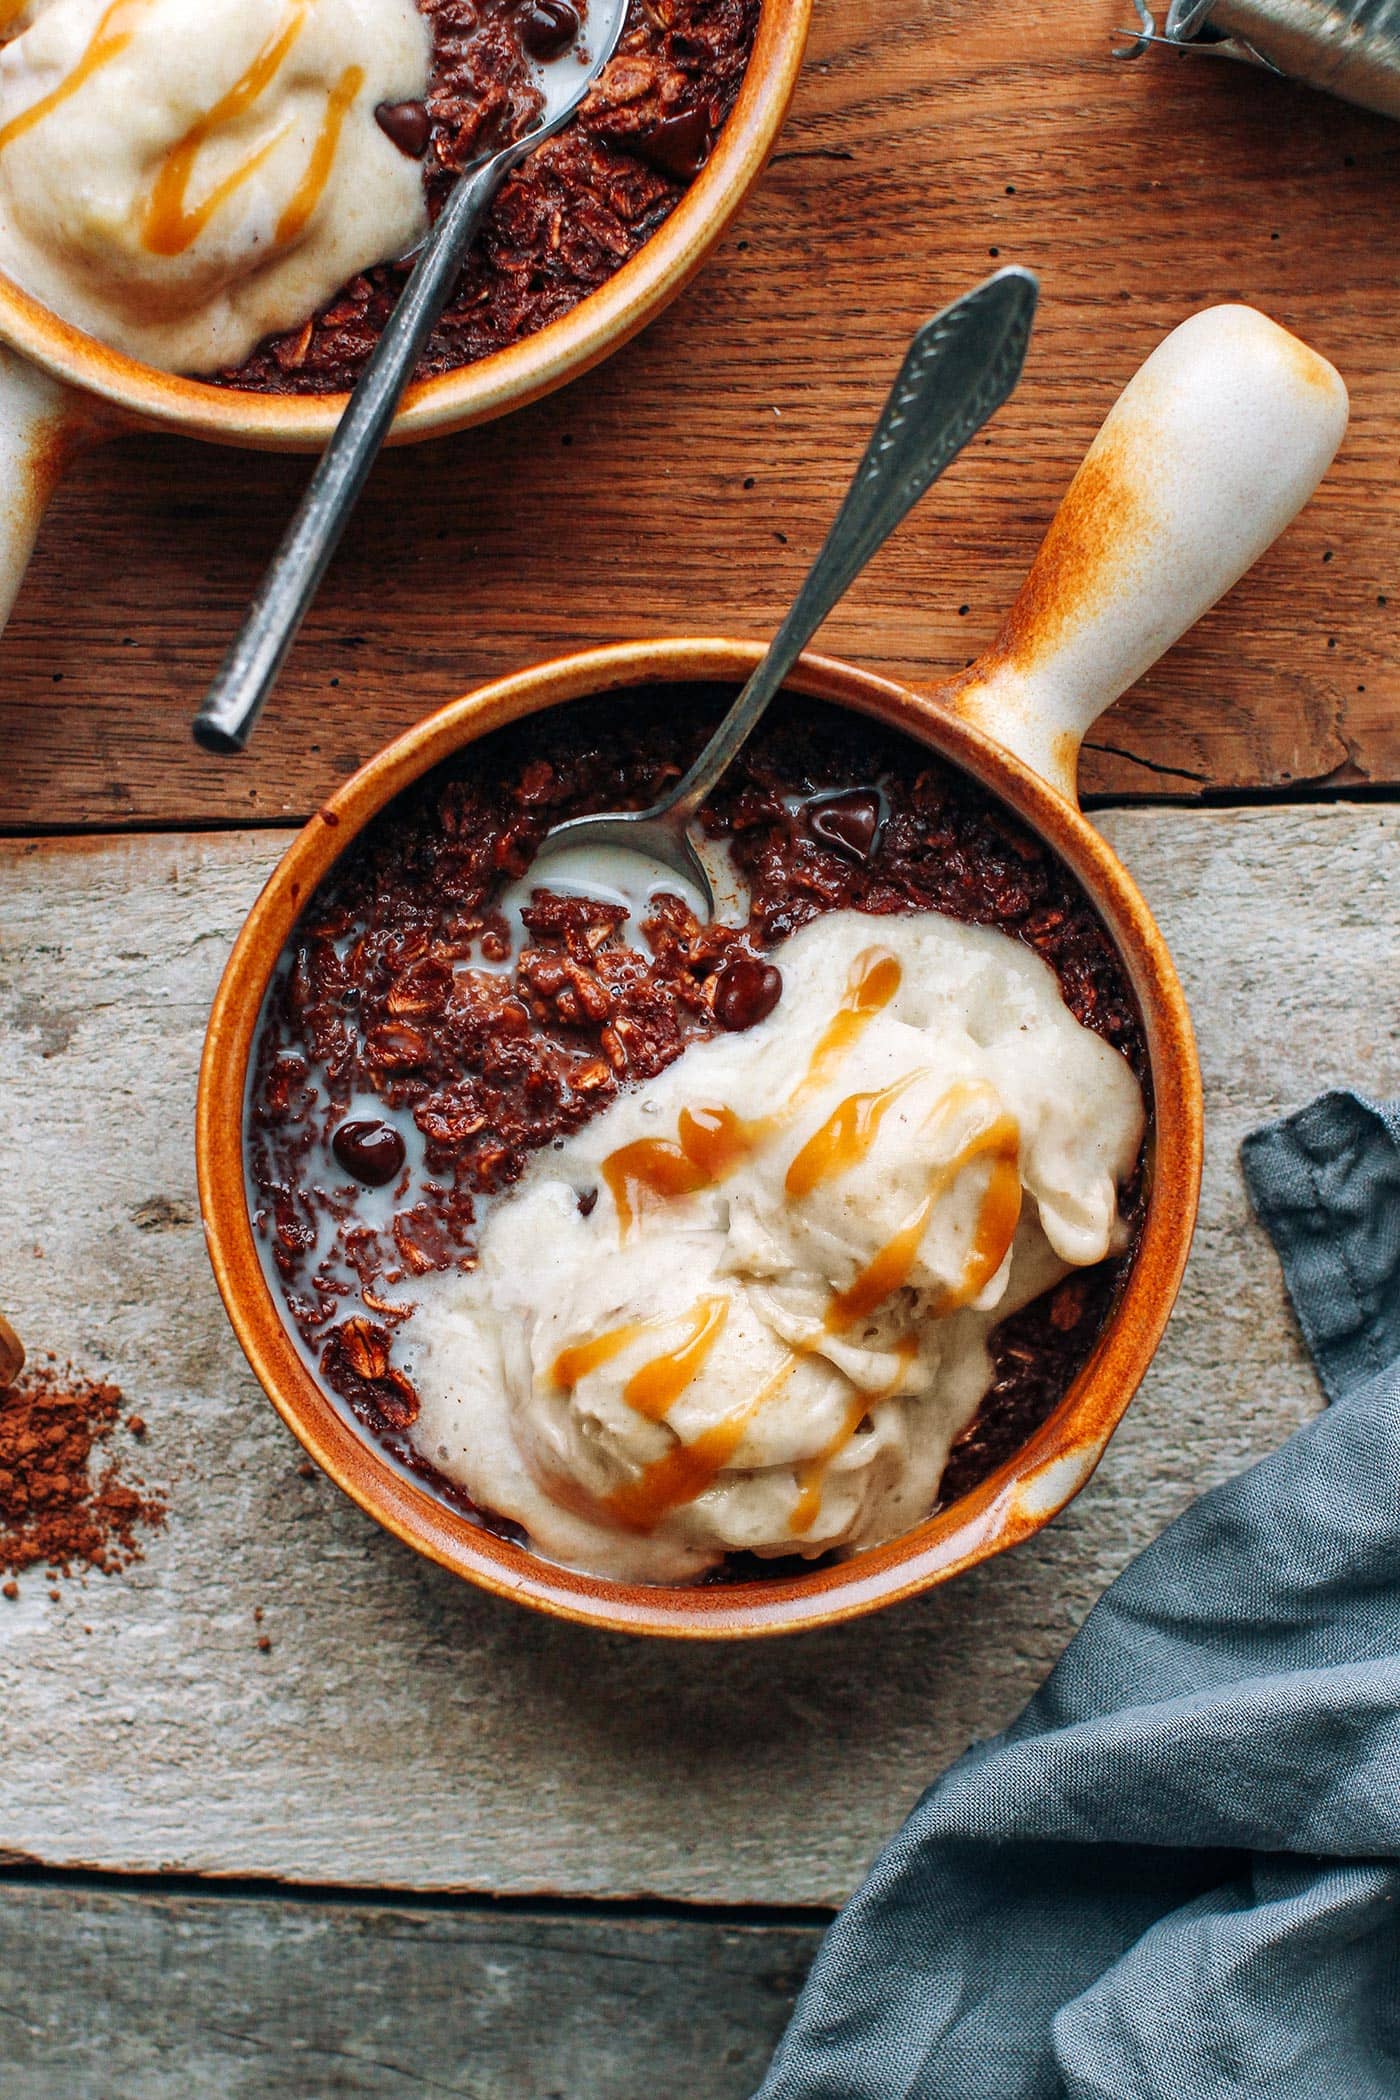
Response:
[[224, 0, 760, 393], [247, 687, 1150, 1573]]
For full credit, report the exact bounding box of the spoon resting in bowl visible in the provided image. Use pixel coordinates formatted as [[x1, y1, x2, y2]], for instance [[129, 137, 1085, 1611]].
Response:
[[192, 0, 631, 757], [526, 264, 1039, 918]]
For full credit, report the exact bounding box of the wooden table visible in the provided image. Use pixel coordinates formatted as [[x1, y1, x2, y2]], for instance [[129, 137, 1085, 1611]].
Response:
[[1, 0, 1397, 2090]]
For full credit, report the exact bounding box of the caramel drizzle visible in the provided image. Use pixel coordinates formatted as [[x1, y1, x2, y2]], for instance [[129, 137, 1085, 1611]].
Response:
[[551, 1295, 729, 1424], [831, 1084, 1022, 1324], [601, 1084, 1023, 1536], [0, 0, 145, 155], [0, 0, 358, 259], [274, 60, 362, 244], [790, 1337, 919, 1536], [142, 3, 313, 257], [605, 1414, 755, 1534], [797, 949, 903, 1101], [144, 128, 291, 258], [601, 949, 903, 1235], [784, 1071, 920, 1200]]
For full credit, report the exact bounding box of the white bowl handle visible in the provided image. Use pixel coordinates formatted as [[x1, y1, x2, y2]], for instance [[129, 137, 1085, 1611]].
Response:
[[939, 305, 1348, 805], [0, 345, 99, 636]]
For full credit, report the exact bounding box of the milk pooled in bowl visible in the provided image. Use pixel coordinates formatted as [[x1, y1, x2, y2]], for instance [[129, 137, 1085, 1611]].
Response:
[[0, 0, 431, 371], [405, 910, 1146, 1583]]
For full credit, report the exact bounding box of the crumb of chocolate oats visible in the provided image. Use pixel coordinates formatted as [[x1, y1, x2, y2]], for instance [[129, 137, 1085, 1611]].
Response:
[[2, 1580, 17, 1601], [0, 1361, 166, 1581], [257, 1635, 272, 1653], [126, 1415, 147, 1439]]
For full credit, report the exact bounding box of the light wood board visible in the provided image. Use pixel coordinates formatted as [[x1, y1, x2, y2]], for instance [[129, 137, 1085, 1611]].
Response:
[[3, 0, 1399, 829], [0, 807, 1393, 1903]]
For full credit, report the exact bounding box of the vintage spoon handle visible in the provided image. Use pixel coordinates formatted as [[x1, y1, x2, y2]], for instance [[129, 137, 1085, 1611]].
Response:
[[662, 265, 1039, 826], [192, 150, 516, 756]]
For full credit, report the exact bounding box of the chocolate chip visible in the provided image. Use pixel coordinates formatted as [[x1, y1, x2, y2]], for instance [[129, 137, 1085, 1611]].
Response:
[[713, 955, 783, 1032], [332, 1119, 407, 1187], [578, 1187, 599, 1217], [375, 99, 431, 158], [520, 1, 579, 60], [804, 789, 885, 865], [634, 106, 712, 180]]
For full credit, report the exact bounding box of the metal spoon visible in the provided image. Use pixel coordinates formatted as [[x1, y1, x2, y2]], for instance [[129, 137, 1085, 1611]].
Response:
[[528, 265, 1039, 917], [193, 0, 631, 756]]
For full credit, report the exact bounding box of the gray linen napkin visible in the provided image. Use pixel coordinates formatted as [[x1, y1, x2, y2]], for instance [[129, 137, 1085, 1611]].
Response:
[[755, 1090, 1400, 2100]]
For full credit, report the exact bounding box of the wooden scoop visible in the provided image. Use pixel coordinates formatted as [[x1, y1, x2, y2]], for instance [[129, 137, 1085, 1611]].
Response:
[[0, 1313, 23, 1390]]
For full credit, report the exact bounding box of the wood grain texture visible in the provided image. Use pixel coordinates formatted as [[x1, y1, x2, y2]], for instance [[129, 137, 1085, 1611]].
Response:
[[0, 808, 1393, 1901], [1, 0, 1397, 830], [0, 1881, 819, 2097]]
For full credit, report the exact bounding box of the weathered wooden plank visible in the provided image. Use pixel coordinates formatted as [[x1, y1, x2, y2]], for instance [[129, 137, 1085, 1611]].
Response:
[[0, 1880, 820, 2098], [1, 0, 1398, 828], [0, 809, 1395, 1902]]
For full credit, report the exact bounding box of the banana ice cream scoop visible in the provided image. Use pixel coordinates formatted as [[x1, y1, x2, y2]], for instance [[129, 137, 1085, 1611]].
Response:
[[403, 910, 1147, 1584], [0, 0, 431, 372]]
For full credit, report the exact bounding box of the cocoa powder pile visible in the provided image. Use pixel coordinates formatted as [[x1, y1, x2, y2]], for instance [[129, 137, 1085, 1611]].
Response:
[[0, 1360, 166, 1591]]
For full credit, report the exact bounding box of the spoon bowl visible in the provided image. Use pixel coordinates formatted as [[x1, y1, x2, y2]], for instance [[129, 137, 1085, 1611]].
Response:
[[531, 807, 718, 915]]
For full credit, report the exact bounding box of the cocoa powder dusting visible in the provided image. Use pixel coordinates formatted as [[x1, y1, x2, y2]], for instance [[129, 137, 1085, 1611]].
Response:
[[0, 1361, 166, 1584]]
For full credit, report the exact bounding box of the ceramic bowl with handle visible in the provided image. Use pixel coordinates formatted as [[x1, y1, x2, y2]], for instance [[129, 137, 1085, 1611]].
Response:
[[197, 304, 1348, 1639], [0, 0, 810, 637]]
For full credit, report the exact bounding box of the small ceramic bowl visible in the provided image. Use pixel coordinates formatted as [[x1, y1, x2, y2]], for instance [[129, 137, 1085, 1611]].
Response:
[[198, 305, 1347, 1638], [0, 0, 810, 631]]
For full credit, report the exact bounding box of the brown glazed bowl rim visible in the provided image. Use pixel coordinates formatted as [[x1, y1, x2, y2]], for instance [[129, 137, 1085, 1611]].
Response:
[[0, 0, 810, 450], [197, 640, 1204, 1638]]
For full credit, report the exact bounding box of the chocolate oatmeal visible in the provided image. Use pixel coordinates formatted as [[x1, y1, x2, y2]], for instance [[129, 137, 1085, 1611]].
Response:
[[223, 0, 760, 394], [247, 686, 1150, 1566]]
